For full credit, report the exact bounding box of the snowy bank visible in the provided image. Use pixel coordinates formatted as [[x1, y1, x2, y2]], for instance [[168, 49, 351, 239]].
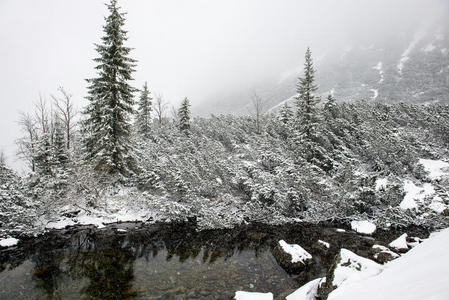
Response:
[[328, 227, 449, 300]]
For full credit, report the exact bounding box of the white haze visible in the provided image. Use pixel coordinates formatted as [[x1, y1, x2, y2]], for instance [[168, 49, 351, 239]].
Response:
[[0, 0, 447, 170]]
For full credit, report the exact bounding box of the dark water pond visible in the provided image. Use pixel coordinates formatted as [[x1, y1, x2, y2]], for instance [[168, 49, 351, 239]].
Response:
[[0, 222, 427, 299]]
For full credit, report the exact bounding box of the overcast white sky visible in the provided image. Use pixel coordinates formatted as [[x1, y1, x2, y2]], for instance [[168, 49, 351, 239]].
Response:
[[0, 0, 446, 170]]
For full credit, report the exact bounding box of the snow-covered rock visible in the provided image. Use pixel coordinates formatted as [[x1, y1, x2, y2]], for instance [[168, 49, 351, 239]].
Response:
[[351, 220, 376, 235], [318, 240, 330, 249], [419, 159, 449, 180], [372, 244, 400, 263], [273, 240, 313, 273], [319, 248, 383, 298], [0, 237, 19, 247], [234, 291, 273, 300], [328, 227, 449, 300], [286, 277, 323, 300], [279, 240, 312, 264], [331, 249, 383, 288], [388, 233, 408, 252]]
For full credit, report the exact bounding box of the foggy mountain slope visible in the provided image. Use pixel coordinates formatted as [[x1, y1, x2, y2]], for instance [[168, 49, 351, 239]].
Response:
[[195, 19, 449, 116]]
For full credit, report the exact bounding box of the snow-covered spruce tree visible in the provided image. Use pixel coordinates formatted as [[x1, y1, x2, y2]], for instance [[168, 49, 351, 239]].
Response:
[[53, 117, 69, 167], [136, 81, 152, 137], [0, 150, 5, 167], [34, 132, 53, 176], [295, 47, 320, 137], [279, 102, 293, 124], [82, 0, 137, 175], [178, 97, 191, 134], [292, 48, 334, 172], [324, 93, 337, 119]]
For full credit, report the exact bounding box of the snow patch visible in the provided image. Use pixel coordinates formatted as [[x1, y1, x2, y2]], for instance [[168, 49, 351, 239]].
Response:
[[423, 43, 436, 52], [0, 237, 19, 247], [429, 198, 447, 214], [397, 31, 424, 75], [400, 180, 435, 210], [351, 220, 376, 235], [389, 233, 408, 251], [372, 62, 384, 83], [318, 240, 330, 248], [369, 89, 378, 100], [286, 277, 323, 300], [375, 178, 388, 191], [419, 159, 449, 180], [336, 228, 346, 233], [279, 240, 312, 264], [234, 291, 273, 300]]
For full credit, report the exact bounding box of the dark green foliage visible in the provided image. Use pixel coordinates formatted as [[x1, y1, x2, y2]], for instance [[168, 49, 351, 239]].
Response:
[[34, 132, 53, 176], [82, 0, 137, 175], [295, 47, 320, 137], [279, 103, 293, 124], [178, 97, 191, 133], [53, 118, 68, 167], [136, 82, 153, 137]]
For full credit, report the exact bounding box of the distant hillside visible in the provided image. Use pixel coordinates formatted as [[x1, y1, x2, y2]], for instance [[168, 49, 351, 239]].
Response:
[[196, 18, 449, 115]]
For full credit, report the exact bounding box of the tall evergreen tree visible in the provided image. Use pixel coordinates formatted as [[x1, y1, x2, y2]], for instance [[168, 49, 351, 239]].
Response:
[[82, 0, 137, 174], [136, 82, 152, 136], [295, 47, 320, 137], [178, 97, 191, 133]]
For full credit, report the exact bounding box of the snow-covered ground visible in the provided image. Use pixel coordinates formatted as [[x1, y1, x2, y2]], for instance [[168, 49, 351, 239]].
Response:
[[279, 240, 312, 264], [400, 180, 435, 210], [284, 227, 449, 300], [419, 159, 449, 180], [328, 227, 449, 300]]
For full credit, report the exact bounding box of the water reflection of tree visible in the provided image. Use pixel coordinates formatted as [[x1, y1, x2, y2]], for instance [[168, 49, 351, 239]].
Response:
[[81, 249, 136, 299], [32, 253, 63, 300], [71, 248, 137, 300]]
